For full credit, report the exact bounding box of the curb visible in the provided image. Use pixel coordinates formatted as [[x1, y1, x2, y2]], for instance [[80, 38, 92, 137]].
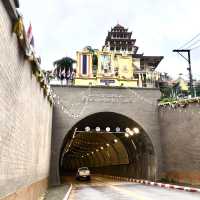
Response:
[[104, 175, 200, 193], [63, 184, 73, 200]]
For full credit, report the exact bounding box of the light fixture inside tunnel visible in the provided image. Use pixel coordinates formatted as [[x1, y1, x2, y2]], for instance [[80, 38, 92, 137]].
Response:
[[129, 130, 134, 136], [125, 127, 134, 136], [91, 152, 94, 154], [114, 139, 118, 143], [125, 127, 130, 132], [96, 149, 99, 152], [133, 127, 140, 134], [85, 126, 90, 132], [100, 146, 104, 150], [106, 143, 110, 147], [116, 127, 120, 132], [125, 132, 129, 138], [106, 127, 110, 132], [96, 127, 100, 132]]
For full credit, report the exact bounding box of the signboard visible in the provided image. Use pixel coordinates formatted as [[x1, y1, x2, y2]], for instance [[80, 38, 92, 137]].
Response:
[[100, 79, 115, 84]]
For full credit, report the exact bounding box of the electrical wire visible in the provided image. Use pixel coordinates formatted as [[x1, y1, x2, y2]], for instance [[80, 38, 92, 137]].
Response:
[[186, 39, 200, 49], [179, 32, 200, 49], [191, 43, 200, 51]]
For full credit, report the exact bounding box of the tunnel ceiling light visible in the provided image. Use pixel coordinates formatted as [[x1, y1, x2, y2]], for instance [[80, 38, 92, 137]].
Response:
[[114, 139, 118, 143], [85, 126, 90, 132], [87, 153, 89, 156], [129, 131, 134, 136], [133, 127, 140, 134], [106, 127, 110, 132], [100, 146, 104, 150], [96, 127, 101, 132], [125, 133, 129, 138], [91, 152, 94, 154], [96, 149, 99, 152], [116, 127, 120, 132], [81, 155, 84, 158], [106, 143, 110, 147], [125, 127, 130, 132]]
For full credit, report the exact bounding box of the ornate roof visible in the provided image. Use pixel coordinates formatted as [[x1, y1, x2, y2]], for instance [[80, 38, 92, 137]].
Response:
[[105, 24, 137, 53], [114, 24, 124, 28]]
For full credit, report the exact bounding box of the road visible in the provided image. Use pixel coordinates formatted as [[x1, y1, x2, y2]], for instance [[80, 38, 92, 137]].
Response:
[[64, 175, 200, 200]]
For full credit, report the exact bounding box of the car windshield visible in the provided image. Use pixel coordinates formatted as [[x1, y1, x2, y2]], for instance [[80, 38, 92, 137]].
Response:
[[79, 167, 89, 171]]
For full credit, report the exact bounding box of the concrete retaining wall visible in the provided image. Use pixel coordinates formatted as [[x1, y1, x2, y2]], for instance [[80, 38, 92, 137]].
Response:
[[0, 1, 52, 199], [50, 85, 161, 185], [159, 103, 200, 185]]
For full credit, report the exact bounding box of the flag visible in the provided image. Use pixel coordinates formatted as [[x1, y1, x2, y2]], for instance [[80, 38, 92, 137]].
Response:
[[27, 23, 34, 47]]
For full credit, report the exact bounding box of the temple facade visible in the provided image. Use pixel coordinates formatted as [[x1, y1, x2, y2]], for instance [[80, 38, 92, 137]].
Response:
[[74, 24, 163, 88]]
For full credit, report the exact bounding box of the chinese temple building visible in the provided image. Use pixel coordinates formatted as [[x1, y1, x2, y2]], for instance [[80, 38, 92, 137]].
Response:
[[74, 24, 163, 88]]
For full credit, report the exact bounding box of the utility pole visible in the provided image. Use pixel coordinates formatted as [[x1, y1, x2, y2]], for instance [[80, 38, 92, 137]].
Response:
[[173, 49, 193, 92]]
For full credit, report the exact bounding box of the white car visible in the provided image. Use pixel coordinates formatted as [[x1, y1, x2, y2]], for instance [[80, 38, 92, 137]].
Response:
[[76, 167, 90, 180]]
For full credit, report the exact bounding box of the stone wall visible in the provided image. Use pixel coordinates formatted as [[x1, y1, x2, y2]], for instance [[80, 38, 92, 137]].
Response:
[[0, 1, 52, 199], [159, 103, 200, 185]]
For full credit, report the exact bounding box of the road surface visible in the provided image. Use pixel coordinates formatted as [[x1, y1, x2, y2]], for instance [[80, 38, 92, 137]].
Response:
[[63, 175, 200, 200]]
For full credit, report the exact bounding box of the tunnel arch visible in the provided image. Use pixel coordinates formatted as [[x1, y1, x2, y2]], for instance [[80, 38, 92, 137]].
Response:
[[59, 112, 157, 181]]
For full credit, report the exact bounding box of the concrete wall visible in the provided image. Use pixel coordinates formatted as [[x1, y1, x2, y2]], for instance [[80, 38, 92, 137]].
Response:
[[159, 103, 200, 185], [50, 85, 162, 185], [0, 1, 52, 199]]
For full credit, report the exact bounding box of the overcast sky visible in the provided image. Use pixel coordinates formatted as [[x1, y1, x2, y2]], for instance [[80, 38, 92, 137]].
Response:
[[19, 0, 200, 79]]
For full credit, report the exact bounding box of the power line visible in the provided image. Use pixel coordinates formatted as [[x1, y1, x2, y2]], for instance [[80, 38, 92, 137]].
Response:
[[186, 39, 200, 49], [191, 43, 200, 51], [179, 32, 200, 49]]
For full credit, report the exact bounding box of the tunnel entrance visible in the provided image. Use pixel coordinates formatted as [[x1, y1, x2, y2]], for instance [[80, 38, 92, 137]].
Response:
[[59, 112, 156, 181]]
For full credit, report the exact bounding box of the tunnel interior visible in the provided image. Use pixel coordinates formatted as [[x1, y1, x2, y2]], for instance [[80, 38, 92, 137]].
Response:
[[60, 112, 156, 181]]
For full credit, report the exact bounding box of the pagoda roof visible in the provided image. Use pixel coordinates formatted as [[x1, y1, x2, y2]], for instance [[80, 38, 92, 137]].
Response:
[[114, 24, 124, 28], [111, 24, 128, 31]]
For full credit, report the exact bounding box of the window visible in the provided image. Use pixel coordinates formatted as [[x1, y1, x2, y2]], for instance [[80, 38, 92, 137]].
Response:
[[82, 55, 87, 75]]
